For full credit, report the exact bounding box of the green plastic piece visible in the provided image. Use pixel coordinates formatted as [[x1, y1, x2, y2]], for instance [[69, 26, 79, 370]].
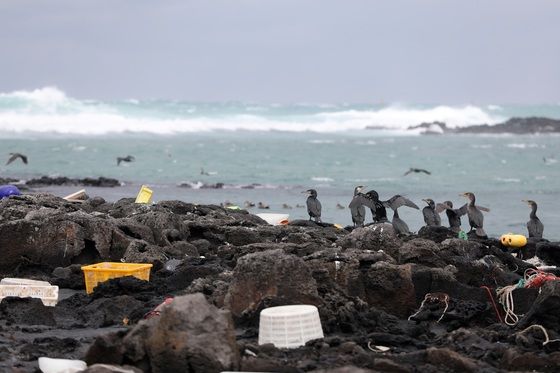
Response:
[[458, 231, 468, 240]]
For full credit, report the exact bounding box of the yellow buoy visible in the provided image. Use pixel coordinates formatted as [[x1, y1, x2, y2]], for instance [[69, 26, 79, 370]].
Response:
[[500, 233, 527, 248]]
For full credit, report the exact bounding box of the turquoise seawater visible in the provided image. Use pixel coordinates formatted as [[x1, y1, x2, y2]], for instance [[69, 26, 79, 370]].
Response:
[[1, 88, 559, 238]]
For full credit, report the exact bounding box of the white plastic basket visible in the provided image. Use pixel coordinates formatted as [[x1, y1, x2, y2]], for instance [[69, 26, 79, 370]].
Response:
[[0, 278, 59, 307], [1, 278, 51, 286], [258, 305, 324, 348], [38, 357, 87, 373]]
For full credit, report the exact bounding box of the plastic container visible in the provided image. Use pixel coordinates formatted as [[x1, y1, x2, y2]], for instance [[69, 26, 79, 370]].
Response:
[[38, 357, 87, 373], [255, 213, 289, 226], [500, 233, 527, 248], [1, 278, 51, 286], [0, 185, 20, 199], [135, 185, 153, 204], [258, 305, 324, 348], [0, 278, 59, 307], [81, 262, 153, 294]]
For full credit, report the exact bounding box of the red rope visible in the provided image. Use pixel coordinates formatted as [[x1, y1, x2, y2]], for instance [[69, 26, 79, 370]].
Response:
[[481, 286, 503, 323]]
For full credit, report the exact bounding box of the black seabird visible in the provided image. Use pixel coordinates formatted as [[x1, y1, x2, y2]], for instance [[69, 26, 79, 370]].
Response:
[[441, 200, 467, 233], [460, 192, 490, 237], [422, 198, 442, 226], [523, 200, 544, 239], [348, 186, 374, 227], [304, 189, 322, 222], [6, 152, 28, 165], [385, 195, 420, 234], [364, 191, 418, 225], [117, 155, 135, 166], [403, 168, 431, 176]]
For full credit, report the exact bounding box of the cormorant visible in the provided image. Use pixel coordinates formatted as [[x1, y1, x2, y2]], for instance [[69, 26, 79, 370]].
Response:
[[422, 198, 442, 226], [365, 191, 418, 224], [304, 189, 322, 222], [117, 155, 135, 166], [523, 200, 544, 239], [460, 192, 490, 237], [6, 153, 28, 165], [384, 195, 419, 234], [441, 201, 467, 233], [348, 186, 373, 227], [391, 208, 410, 235], [403, 168, 431, 176]]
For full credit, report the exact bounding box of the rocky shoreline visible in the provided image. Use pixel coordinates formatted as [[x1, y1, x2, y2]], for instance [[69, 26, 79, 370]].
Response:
[[1, 193, 560, 372], [368, 117, 560, 135]]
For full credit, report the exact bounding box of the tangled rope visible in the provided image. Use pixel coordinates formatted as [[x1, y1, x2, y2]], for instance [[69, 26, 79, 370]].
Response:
[[523, 268, 559, 289], [517, 324, 560, 346], [495, 268, 559, 326], [408, 292, 449, 323], [496, 285, 520, 326]]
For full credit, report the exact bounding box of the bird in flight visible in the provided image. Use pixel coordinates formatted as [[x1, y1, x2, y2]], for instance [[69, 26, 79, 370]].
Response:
[[403, 167, 431, 176], [6, 153, 28, 165], [117, 155, 135, 166]]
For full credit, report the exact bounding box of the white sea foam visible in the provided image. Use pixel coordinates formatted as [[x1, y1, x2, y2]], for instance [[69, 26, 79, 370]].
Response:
[[0, 87, 506, 135], [311, 177, 334, 182]]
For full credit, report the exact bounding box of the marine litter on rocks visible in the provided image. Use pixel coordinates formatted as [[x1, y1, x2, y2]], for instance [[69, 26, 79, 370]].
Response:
[[1, 193, 560, 372]]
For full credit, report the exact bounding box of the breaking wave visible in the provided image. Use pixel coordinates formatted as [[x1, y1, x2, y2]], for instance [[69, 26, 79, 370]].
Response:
[[0, 87, 508, 135]]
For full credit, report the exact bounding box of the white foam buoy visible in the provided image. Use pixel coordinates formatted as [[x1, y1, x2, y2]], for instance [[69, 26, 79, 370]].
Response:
[[258, 305, 324, 348], [38, 357, 87, 373]]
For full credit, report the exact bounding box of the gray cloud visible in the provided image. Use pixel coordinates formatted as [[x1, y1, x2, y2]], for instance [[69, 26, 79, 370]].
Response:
[[1, 0, 559, 104]]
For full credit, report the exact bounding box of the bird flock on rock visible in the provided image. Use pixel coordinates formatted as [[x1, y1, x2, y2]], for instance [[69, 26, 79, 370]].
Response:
[[301, 188, 544, 239], [5, 153, 544, 239]]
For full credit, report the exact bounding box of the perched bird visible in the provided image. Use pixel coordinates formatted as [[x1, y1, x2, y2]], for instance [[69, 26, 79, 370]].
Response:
[[303, 189, 322, 223], [460, 192, 490, 237], [282, 203, 293, 209], [422, 198, 442, 227], [385, 195, 420, 235], [523, 200, 544, 239], [257, 202, 270, 209], [441, 201, 468, 233], [6, 153, 28, 165], [391, 208, 411, 235], [403, 167, 431, 176], [348, 186, 373, 227], [117, 155, 135, 166], [364, 190, 418, 225], [364, 190, 387, 223]]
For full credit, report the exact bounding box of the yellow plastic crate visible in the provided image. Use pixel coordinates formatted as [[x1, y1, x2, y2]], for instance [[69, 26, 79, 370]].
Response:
[[135, 185, 153, 204], [81, 262, 153, 294]]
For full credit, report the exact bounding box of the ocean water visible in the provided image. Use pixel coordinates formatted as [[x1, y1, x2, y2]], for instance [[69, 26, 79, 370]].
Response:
[[1, 87, 560, 239]]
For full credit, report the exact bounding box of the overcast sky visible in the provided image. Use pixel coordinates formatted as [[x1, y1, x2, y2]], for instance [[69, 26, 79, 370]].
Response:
[[1, 0, 559, 104]]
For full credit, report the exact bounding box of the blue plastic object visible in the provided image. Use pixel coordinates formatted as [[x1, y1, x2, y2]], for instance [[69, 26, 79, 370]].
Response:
[[0, 185, 21, 199]]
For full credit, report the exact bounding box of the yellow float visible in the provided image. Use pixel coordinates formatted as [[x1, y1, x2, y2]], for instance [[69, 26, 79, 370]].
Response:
[[500, 233, 527, 248]]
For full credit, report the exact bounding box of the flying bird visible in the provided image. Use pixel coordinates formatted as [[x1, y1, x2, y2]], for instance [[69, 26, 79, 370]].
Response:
[[403, 168, 431, 176], [6, 153, 28, 165], [117, 155, 135, 166]]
